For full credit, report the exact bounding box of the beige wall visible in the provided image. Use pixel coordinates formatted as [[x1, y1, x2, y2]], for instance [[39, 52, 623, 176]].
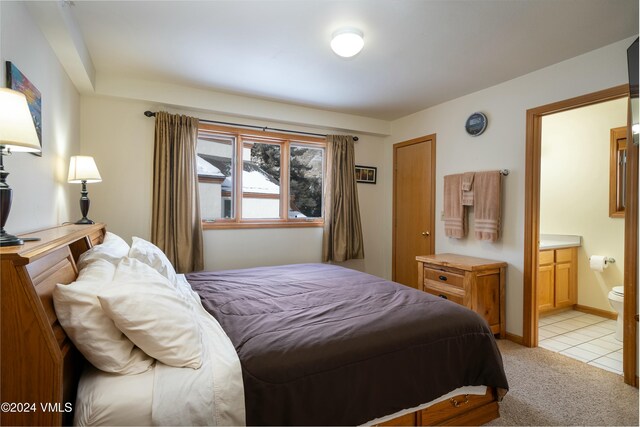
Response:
[[386, 37, 636, 336], [80, 95, 389, 278], [540, 98, 627, 312], [0, 1, 80, 233]]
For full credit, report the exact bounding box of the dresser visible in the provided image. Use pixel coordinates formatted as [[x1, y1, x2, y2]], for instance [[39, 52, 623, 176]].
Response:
[[416, 253, 506, 338]]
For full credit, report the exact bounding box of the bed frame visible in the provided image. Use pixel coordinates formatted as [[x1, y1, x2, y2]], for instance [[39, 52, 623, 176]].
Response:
[[0, 223, 500, 426]]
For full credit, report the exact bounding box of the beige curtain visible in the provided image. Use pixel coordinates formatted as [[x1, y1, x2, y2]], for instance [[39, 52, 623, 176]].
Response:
[[151, 112, 204, 273], [322, 135, 365, 262]]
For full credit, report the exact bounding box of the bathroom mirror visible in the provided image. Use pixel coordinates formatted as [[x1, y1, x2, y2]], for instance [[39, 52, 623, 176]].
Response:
[[609, 126, 626, 218]]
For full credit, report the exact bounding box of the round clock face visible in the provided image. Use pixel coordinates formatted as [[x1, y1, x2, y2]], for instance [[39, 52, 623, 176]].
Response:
[[465, 112, 488, 136]]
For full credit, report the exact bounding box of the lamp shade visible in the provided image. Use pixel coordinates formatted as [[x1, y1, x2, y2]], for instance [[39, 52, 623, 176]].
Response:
[[0, 88, 41, 152], [68, 156, 102, 183]]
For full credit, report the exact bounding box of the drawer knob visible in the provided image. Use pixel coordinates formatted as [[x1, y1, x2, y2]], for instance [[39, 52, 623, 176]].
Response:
[[450, 394, 470, 408], [439, 275, 447, 281], [438, 294, 448, 300]]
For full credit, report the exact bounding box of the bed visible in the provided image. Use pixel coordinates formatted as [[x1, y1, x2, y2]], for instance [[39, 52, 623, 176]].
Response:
[[0, 223, 508, 426]]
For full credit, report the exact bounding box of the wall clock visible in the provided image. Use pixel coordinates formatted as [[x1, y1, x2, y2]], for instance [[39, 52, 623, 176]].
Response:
[[465, 112, 488, 136]]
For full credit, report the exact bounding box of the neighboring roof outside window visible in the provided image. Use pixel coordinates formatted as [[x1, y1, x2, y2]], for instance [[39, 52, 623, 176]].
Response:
[[198, 154, 280, 194], [196, 156, 225, 179]]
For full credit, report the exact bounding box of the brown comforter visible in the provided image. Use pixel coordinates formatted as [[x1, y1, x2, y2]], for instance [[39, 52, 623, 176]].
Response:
[[187, 263, 508, 426]]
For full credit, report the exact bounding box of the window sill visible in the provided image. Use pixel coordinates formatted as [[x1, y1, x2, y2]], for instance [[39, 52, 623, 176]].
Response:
[[202, 220, 324, 230]]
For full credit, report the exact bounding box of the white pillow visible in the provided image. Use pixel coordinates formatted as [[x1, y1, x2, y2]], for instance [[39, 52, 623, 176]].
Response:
[[99, 258, 202, 369], [129, 236, 178, 285], [53, 259, 154, 374], [77, 232, 130, 270]]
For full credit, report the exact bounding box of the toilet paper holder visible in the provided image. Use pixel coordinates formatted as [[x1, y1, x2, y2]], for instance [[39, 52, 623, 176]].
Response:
[[589, 256, 616, 264]]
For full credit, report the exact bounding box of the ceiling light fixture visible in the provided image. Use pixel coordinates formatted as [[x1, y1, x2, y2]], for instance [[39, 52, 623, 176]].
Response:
[[331, 28, 364, 58]]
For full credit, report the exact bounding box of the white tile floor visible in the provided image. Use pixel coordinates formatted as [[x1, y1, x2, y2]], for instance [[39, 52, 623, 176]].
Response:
[[538, 310, 622, 375]]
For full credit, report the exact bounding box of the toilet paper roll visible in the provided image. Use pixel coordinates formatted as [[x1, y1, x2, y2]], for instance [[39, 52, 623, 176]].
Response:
[[589, 255, 608, 272]]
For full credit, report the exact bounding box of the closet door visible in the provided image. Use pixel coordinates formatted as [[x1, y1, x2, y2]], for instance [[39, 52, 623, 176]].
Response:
[[393, 135, 436, 288]]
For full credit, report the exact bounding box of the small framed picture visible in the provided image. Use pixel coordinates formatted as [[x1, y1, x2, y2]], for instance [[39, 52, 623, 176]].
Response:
[[355, 165, 377, 184]]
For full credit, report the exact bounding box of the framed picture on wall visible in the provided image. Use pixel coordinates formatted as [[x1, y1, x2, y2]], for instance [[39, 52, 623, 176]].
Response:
[[355, 165, 377, 184], [6, 61, 42, 156]]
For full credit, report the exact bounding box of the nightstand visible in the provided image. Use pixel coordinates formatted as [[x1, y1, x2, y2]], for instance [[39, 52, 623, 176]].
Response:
[[416, 253, 506, 338]]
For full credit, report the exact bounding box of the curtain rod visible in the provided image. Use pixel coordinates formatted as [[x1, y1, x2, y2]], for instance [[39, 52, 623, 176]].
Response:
[[143, 111, 358, 141]]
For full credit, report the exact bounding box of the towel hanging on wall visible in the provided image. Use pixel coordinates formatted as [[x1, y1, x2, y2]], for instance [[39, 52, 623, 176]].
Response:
[[461, 172, 475, 206], [443, 169, 504, 242], [473, 170, 502, 242], [443, 174, 466, 238]]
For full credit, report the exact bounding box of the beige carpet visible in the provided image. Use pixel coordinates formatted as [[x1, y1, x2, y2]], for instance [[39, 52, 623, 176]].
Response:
[[487, 340, 639, 426]]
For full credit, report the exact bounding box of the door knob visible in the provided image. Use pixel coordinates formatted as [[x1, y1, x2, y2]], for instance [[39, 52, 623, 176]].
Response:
[[421, 231, 430, 237]]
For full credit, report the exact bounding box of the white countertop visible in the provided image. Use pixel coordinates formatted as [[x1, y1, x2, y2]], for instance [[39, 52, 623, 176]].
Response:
[[539, 234, 582, 250]]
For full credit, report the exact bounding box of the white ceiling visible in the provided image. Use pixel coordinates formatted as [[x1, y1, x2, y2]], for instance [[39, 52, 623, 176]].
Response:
[[59, 0, 638, 120]]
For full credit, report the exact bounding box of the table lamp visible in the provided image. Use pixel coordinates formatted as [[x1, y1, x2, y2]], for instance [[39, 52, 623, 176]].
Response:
[[0, 88, 42, 246], [68, 156, 102, 224]]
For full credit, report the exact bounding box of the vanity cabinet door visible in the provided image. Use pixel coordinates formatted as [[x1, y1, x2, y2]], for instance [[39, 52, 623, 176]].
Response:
[[538, 264, 555, 312], [555, 262, 573, 308]]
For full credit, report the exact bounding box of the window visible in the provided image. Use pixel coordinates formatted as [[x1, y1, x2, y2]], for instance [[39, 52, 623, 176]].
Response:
[[289, 145, 323, 219], [196, 133, 235, 221], [197, 124, 325, 228], [609, 126, 627, 218]]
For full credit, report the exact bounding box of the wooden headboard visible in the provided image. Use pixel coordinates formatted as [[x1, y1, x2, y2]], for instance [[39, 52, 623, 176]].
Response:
[[0, 223, 105, 426]]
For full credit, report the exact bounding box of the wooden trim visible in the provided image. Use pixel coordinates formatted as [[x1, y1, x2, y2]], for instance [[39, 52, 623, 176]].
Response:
[[280, 141, 290, 219], [523, 107, 541, 347], [623, 97, 639, 387], [526, 85, 630, 116], [574, 304, 617, 320], [392, 134, 437, 281], [505, 333, 524, 345], [523, 84, 637, 386], [203, 220, 323, 230], [199, 122, 326, 144], [235, 135, 243, 219]]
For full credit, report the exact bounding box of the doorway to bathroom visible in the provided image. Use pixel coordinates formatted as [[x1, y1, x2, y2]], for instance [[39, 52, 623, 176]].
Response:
[[523, 85, 639, 386]]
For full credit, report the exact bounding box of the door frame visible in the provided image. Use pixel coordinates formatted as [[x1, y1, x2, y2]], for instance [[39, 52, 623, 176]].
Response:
[[392, 134, 437, 281], [523, 84, 639, 386]]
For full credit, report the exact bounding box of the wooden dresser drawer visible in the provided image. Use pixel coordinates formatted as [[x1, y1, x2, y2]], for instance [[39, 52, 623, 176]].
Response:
[[421, 389, 495, 426], [423, 267, 464, 289], [423, 282, 465, 305], [378, 411, 417, 426]]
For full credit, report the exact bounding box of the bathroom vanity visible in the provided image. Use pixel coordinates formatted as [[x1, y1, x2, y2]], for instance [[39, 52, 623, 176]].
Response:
[[538, 235, 581, 313]]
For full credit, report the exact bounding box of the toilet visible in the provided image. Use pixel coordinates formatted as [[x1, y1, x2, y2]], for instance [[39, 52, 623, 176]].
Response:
[[608, 286, 624, 341]]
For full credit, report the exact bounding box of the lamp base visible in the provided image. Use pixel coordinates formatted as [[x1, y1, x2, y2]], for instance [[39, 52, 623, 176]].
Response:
[[75, 217, 95, 225], [0, 230, 23, 247]]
